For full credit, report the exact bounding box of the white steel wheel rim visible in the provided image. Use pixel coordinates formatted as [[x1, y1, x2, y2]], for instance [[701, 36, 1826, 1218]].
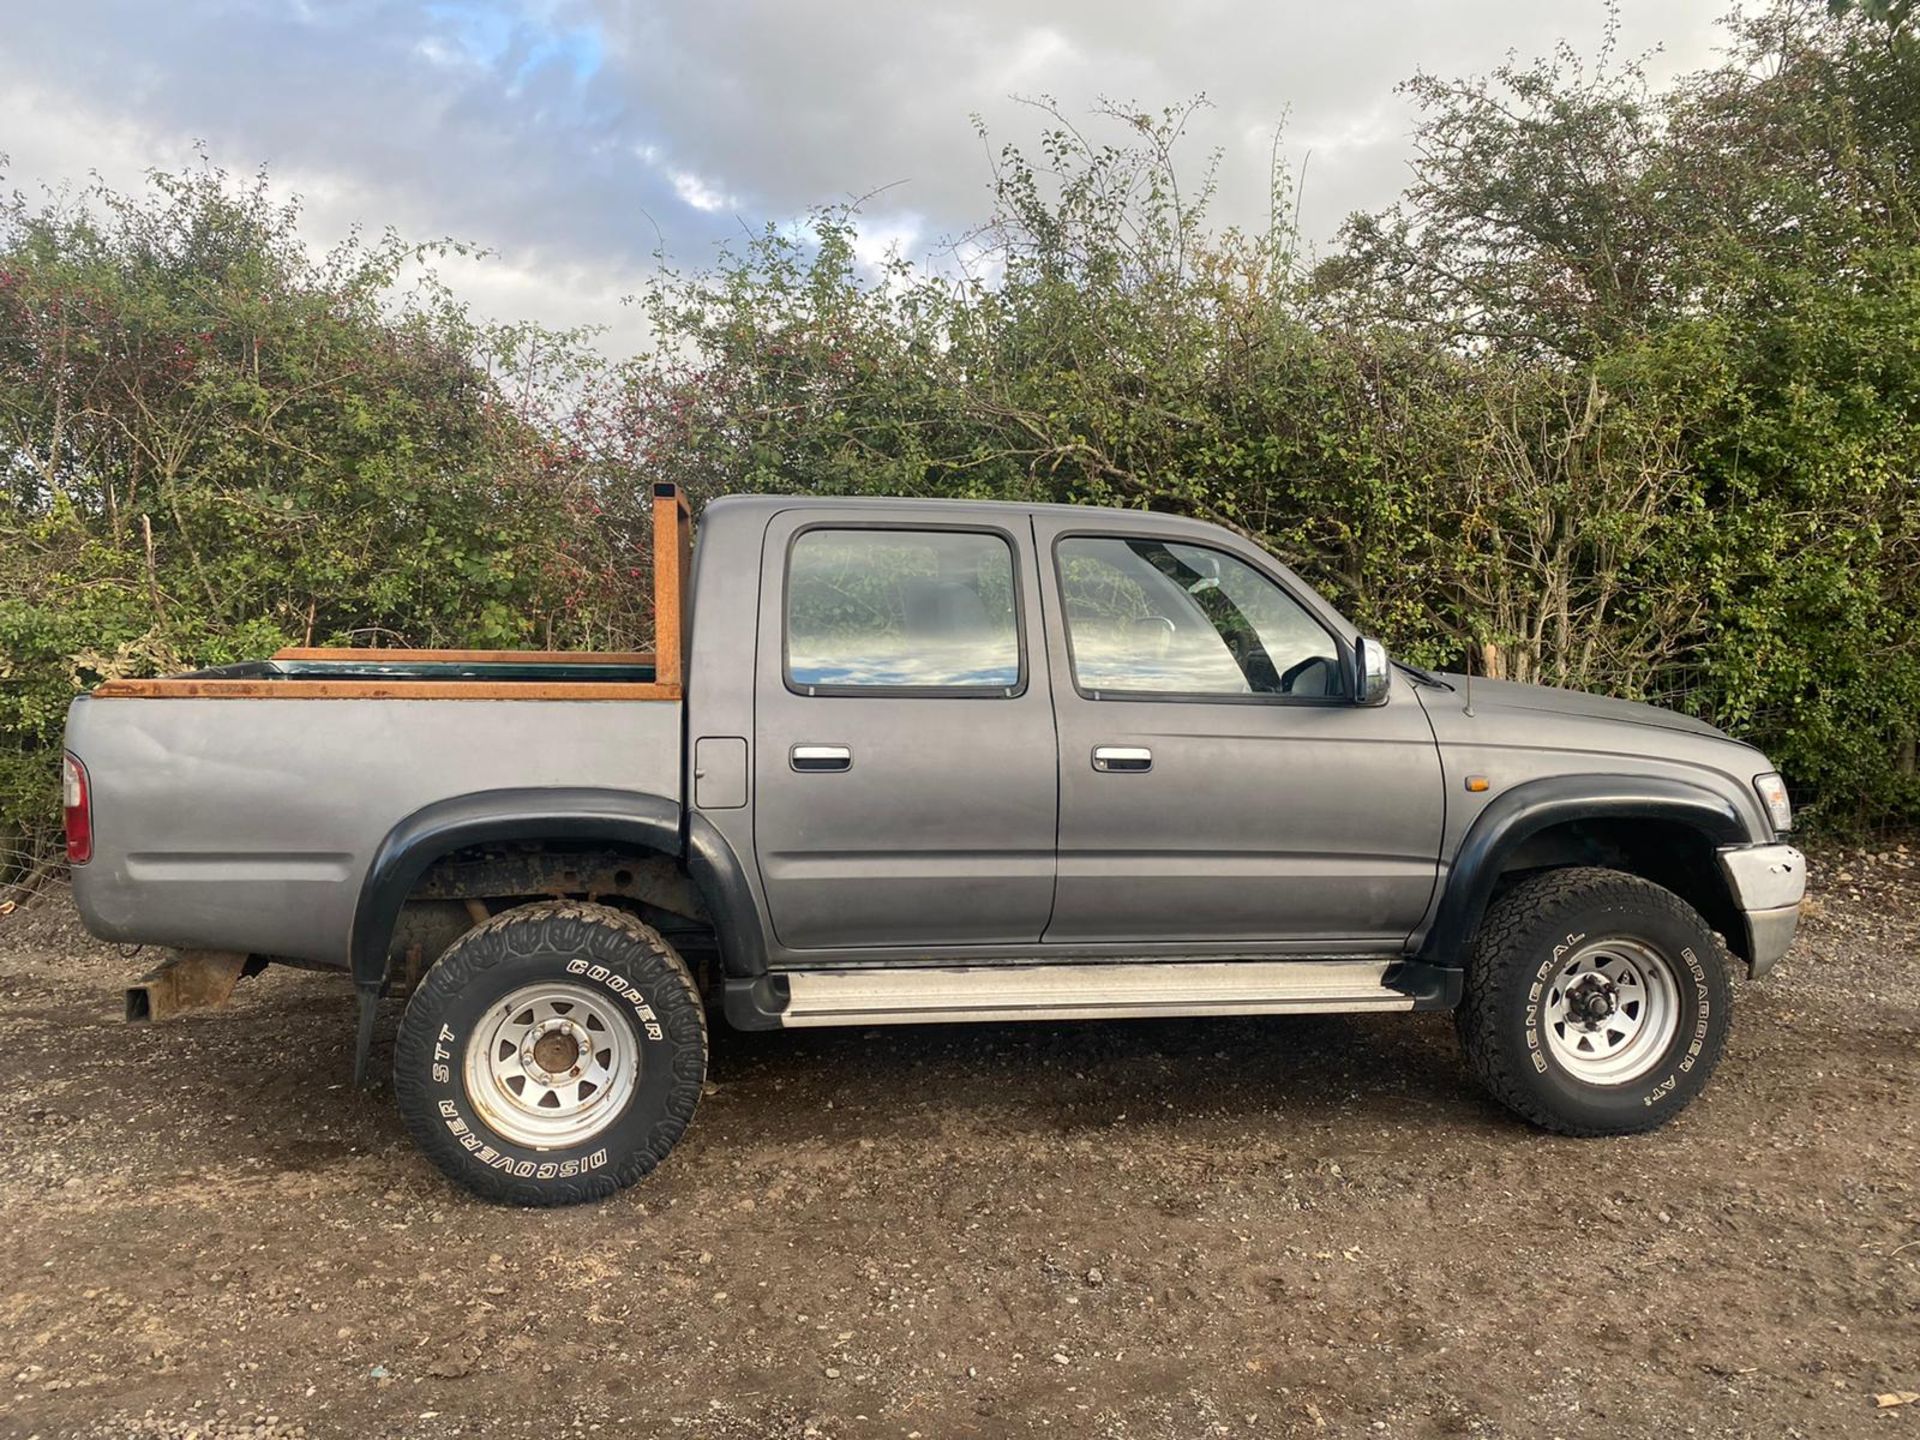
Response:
[[1542, 938, 1681, 1086], [463, 981, 641, 1149]]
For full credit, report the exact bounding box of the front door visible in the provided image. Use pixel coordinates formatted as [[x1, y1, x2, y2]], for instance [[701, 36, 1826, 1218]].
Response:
[[752, 509, 1058, 951], [1036, 519, 1445, 948]]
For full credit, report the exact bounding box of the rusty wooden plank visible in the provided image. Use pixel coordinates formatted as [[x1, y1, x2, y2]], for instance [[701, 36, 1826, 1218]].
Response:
[[271, 647, 656, 665], [652, 483, 689, 692], [92, 678, 684, 701]]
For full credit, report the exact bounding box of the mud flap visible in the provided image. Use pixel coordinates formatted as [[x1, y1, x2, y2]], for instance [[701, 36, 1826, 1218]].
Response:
[[353, 982, 381, 1088]]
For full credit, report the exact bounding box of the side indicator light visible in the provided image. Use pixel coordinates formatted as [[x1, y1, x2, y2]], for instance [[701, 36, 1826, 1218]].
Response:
[[1464, 775, 1491, 793]]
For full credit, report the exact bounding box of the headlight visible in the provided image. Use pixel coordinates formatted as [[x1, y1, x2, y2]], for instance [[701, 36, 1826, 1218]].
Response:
[[1754, 772, 1792, 832]]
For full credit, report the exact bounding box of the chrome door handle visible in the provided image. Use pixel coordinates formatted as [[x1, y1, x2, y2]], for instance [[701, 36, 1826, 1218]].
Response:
[[1091, 745, 1152, 773], [791, 743, 852, 773]]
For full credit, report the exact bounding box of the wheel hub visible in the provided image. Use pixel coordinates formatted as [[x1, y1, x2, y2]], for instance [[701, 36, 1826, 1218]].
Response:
[[1565, 974, 1619, 1026], [525, 1018, 588, 1082], [463, 981, 642, 1149], [1542, 939, 1681, 1085]]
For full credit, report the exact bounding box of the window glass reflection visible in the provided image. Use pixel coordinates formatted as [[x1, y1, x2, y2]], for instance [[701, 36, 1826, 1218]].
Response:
[[1057, 537, 1342, 698], [787, 529, 1021, 690]]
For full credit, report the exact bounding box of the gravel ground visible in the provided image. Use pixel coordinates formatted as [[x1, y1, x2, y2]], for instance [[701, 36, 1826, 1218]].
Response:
[[0, 844, 1915, 1439]]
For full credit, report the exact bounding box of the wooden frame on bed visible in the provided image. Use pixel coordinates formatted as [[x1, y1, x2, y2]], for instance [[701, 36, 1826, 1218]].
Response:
[[92, 484, 695, 702]]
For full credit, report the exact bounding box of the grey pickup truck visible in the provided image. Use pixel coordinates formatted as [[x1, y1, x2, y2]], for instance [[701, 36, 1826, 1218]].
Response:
[[63, 484, 1806, 1205]]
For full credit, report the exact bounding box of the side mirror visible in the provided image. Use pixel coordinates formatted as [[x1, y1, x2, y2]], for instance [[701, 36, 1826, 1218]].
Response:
[[1354, 637, 1391, 706]]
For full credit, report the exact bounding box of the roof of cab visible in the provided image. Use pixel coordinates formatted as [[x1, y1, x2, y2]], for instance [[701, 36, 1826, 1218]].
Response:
[[699, 491, 1231, 526]]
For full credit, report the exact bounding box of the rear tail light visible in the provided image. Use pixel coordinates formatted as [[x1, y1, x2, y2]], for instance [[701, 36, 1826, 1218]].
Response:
[[62, 753, 93, 865]]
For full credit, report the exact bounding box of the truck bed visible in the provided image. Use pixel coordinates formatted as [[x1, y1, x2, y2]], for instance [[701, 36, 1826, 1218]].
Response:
[[67, 484, 697, 968], [66, 690, 684, 968]]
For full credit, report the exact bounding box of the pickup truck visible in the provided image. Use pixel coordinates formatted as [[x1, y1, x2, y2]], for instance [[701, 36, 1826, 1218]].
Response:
[[62, 484, 1807, 1206]]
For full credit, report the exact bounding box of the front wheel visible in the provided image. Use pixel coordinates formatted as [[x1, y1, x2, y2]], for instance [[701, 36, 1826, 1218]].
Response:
[[393, 901, 707, 1205], [1457, 867, 1733, 1136]]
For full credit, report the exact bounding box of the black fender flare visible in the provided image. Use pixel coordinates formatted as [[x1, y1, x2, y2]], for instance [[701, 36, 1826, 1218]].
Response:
[[1417, 773, 1751, 966], [350, 787, 684, 991], [687, 812, 769, 981]]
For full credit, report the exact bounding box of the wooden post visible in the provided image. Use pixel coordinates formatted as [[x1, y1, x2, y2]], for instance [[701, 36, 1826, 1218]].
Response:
[[652, 483, 692, 694]]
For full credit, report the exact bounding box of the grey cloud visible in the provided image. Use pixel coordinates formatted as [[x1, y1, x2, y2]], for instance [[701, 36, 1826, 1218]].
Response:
[[584, 0, 1723, 249], [2, 0, 1726, 343]]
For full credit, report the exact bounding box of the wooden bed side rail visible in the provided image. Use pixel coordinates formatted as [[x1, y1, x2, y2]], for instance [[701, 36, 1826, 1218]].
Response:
[[91, 678, 684, 701], [269, 647, 657, 665]]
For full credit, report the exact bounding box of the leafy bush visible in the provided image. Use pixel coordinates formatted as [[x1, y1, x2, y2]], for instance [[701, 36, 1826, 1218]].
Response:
[[0, 168, 645, 879]]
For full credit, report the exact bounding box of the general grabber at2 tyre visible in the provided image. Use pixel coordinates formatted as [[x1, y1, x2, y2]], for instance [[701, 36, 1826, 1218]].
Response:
[[1457, 867, 1733, 1137], [393, 901, 706, 1206]]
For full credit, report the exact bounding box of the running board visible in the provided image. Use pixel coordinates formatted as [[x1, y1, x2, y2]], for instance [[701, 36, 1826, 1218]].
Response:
[[773, 960, 1413, 1028]]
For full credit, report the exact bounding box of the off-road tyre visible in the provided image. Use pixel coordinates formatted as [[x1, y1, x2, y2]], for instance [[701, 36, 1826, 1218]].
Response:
[[394, 900, 706, 1206], [1457, 867, 1733, 1136]]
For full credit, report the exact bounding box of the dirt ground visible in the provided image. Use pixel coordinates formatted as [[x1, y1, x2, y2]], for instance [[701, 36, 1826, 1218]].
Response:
[[1, 845, 1915, 1440]]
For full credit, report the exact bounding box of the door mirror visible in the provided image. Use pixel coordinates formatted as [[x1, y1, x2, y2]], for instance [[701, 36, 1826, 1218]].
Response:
[[1354, 637, 1391, 706]]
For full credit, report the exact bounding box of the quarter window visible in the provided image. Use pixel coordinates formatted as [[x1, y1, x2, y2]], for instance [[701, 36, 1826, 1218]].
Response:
[[1056, 536, 1343, 698], [786, 529, 1021, 692]]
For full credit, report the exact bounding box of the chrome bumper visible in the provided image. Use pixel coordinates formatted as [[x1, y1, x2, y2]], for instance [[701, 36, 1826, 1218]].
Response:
[[1718, 843, 1807, 979]]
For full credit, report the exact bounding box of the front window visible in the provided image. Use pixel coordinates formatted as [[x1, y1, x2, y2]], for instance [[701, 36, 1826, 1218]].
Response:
[[786, 528, 1022, 693], [1056, 536, 1342, 698]]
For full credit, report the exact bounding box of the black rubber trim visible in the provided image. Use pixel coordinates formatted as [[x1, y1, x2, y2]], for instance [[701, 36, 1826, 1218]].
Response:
[[1418, 774, 1751, 968], [352, 982, 381, 1087], [687, 813, 771, 980], [350, 787, 682, 990], [1383, 959, 1464, 1011], [722, 972, 791, 1030]]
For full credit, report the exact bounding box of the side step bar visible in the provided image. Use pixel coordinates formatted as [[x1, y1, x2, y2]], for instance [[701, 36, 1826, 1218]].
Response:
[[774, 960, 1414, 1028]]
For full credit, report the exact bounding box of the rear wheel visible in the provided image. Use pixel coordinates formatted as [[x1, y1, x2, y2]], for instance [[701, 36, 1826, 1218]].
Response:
[[393, 901, 706, 1205], [1457, 867, 1732, 1136]]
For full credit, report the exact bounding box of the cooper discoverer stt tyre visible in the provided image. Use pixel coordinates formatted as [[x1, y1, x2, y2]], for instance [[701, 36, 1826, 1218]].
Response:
[[1457, 867, 1733, 1136], [393, 900, 706, 1206]]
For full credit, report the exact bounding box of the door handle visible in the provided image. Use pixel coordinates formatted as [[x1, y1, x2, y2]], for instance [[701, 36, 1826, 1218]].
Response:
[[1091, 745, 1152, 773], [791, 743, 852, 773]]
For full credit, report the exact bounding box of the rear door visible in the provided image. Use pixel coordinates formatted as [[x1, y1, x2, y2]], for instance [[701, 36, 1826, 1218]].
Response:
[[751, 507, 1058, 950], [1035, 517, 1445, 948]]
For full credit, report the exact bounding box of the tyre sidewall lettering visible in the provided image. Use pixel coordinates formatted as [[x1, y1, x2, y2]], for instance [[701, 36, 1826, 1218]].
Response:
[[1672, 944, 1711, 1083], [563, 957, 666, 1041], [1520, 925, 1714, 1113], [427, 1085, 611, 1180], [1524, 931, 1588, 1075], [398, 911, 704, 1199]]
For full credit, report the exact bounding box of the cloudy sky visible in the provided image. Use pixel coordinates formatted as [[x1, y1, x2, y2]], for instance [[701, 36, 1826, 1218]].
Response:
[[3, 1, 1726, 355]]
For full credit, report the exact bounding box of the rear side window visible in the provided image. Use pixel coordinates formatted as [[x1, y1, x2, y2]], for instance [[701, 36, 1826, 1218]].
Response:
[[786, 528, 1022, 693]]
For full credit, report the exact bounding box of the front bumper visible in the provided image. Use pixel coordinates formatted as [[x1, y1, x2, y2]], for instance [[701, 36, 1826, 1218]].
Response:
[[1718, 842, 1807, 979]]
